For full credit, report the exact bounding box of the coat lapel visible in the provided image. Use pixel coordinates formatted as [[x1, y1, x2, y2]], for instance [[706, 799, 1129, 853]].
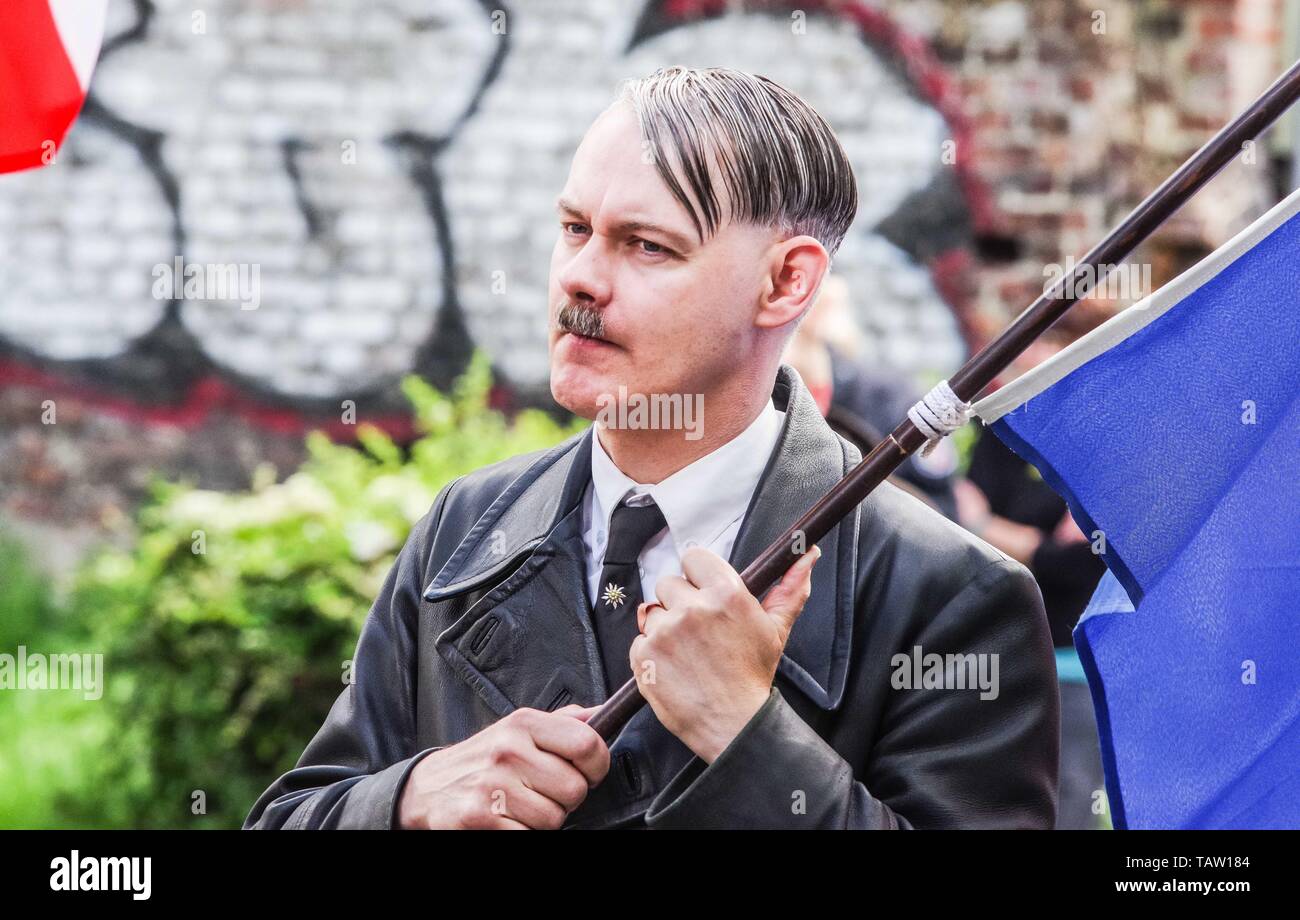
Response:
[[424, 429, 610, 716], [728, 364, 860, 712]]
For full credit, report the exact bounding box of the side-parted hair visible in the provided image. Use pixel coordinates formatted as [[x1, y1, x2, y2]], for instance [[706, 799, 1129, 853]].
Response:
[[617, 66, 858, 258]]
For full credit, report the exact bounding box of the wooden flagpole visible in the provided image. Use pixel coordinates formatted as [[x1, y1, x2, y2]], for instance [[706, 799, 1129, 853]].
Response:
[[588, 57, 1300, 744]]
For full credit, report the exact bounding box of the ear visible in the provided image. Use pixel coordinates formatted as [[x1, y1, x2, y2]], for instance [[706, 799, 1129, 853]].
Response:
[[756, 235, 830, 331]]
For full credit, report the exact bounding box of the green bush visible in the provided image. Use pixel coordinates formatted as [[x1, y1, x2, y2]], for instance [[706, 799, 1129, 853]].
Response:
[[0, 535, 117, 829], [0, 534, 62, 651], [61, 354, 584, 828]]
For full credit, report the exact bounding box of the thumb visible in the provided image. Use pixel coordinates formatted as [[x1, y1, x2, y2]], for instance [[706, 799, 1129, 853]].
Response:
[[554, 704, 601, 722], [760, 544, 821, 630]]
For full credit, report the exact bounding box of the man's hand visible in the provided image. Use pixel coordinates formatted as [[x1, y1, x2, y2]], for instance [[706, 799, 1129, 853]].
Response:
[[632, 544, 821, 763], [397, 704, 609, 829]]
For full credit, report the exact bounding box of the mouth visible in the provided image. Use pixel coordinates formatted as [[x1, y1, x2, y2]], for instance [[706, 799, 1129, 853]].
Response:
[[559, 329, 618, 349]]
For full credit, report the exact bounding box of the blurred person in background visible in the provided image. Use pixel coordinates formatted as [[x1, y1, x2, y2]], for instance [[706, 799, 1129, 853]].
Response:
[[955, 302, 1114, 829], [783, 275, 959, 520]]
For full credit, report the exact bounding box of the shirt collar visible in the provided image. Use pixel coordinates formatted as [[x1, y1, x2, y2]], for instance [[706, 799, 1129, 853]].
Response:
[[589, 398, 785, 557]]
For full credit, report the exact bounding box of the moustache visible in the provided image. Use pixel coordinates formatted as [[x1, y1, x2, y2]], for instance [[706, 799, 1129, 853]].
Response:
[[556, 300, 607, 342]]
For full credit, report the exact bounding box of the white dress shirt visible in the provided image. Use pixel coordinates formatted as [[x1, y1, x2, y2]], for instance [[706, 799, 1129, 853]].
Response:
[[581, 399, 786, 609]]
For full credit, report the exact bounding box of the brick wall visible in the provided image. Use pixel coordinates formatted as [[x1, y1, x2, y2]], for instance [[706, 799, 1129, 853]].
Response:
[[884, 0, 1288, 341], [0, 0, 1291, 561]]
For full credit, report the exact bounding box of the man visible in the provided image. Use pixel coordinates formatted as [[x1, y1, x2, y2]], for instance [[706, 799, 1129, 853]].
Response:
[[245, 66, 1058, 830]]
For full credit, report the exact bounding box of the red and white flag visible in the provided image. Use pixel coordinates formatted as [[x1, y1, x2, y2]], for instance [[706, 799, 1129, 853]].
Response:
[[0, 0, 109, 174]]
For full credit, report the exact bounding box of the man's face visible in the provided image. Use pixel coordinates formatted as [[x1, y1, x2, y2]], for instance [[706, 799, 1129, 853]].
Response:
[[548, 102, 778, 420]]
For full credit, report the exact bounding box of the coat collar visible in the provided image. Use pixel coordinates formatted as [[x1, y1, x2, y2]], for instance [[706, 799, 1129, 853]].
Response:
[[588, 399, 786, 561], [423, 364, 860, 712]]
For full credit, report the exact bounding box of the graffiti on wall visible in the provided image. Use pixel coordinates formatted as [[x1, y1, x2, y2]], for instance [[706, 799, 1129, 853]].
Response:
[[0, 0, 986, 434]]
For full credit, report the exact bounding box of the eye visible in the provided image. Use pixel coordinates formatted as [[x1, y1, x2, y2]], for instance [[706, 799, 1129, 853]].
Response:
[[633, 237, 670, 256], [562, 222, 590, 237]]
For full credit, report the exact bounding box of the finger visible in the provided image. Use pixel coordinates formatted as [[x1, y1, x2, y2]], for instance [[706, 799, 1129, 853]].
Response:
[[522, 711, 610, 787], [629, 633, 651, 687], [514, 747, 596, 814], [679, 545, 738, 589], [468, 775, 566, 829], [468, 814, 531, 830], [460, 800, 531, 830], [639, 598, 684, 639], [760, 545, 822, 629], [498, 776, 570, 829], [557, 704, 600, 723], [652, 573, 695, 611], [636, 601, 662, 633]]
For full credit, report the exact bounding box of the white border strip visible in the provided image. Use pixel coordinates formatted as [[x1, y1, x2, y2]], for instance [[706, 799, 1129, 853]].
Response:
[[48, 0, 109, 91], [973, 185, 1300, 423]]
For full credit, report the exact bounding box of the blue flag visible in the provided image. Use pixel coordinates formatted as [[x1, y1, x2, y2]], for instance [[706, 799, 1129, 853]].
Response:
[[971, 189, 1300, 829]]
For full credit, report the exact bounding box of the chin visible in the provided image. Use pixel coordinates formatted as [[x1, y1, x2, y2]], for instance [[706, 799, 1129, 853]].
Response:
[[549, 360, 607, 421]]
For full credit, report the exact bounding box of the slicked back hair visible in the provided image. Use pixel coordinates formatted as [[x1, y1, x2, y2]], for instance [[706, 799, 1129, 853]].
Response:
[[617, 66, 858, 258]]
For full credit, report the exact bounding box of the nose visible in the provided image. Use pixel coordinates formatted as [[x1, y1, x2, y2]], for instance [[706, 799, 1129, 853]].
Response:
[[556, 232, 613, 309]]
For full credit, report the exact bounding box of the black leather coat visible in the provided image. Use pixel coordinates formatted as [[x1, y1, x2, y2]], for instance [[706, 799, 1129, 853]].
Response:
[[245, 365, 1059, 829]]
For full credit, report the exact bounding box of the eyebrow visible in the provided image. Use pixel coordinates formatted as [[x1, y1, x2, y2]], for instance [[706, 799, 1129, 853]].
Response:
[[555, 197, 698, 253]]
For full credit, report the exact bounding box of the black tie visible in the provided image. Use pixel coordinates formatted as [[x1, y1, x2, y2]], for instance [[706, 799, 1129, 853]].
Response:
[[592, 497, 668, 696]]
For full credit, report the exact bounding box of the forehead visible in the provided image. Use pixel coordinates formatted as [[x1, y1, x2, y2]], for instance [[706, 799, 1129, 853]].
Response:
[[562, 102, 722, 240]]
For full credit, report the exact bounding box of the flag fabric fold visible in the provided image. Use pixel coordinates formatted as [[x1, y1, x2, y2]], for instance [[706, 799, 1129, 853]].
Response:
[[0, 0, 109, 174], [972, 187, 1300, 829]]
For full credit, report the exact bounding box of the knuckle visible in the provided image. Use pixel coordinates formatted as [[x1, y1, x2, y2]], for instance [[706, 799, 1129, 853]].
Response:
[[683, 545, 716, 567], [561, 773, 589, 808], [650, 630, 675, 655], [577, 726, 604, 759], [470, 773, 499, 799], [507, 707, 539, 728], [457, 800, 490, 829], [719, 580, 748, 607], [486, 738, 519, 767], [697, 589, 725, 612], [538, 808, 565, 831]]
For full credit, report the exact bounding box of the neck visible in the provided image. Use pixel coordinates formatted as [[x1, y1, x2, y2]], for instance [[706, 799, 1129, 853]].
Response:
[[594, 372, 774, 484]]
